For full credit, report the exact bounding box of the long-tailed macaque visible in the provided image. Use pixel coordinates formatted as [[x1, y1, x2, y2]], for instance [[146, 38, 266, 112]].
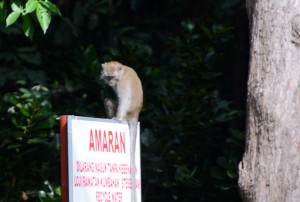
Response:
[[101, 61, 143, 202]]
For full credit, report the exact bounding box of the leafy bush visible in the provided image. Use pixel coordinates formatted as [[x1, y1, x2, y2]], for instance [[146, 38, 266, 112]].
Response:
[[0, 82, 60, 201]]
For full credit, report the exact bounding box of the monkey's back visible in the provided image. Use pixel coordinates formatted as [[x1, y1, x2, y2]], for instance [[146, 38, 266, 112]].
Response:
[[118, 65, 143, 120]]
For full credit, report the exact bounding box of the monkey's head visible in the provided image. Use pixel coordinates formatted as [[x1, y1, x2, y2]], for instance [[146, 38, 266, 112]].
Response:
[[101, 61, 124, 87]]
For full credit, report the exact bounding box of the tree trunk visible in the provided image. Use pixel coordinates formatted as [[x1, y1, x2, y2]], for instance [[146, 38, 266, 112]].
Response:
[[238, 1, 300, 201]]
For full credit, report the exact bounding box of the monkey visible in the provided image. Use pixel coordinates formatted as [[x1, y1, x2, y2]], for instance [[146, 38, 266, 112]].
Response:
[[101, 61, 143, 202]]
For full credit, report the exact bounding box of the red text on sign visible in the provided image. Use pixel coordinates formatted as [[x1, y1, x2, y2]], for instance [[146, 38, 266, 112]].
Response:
[[89, 129, 125, 153], [96, 191, 122, 202]]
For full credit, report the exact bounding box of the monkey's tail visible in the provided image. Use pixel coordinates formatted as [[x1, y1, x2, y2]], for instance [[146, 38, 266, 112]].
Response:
[[129, 119, 138, 202]]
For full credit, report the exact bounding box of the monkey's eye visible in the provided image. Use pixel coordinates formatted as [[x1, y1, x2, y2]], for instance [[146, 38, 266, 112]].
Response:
[[106, 76, 114, 81]]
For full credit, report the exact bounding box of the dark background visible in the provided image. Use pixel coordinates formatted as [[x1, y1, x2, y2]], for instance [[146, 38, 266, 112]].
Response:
[[0, 0, 249, 201]]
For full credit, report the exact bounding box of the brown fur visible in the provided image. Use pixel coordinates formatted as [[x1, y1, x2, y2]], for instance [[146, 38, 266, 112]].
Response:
[[101, 61, 143, 121], [101, 61, 143, 202]]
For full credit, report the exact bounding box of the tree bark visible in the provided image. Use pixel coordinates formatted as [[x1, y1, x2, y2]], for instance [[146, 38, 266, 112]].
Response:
[[239, 1, 300, 201]]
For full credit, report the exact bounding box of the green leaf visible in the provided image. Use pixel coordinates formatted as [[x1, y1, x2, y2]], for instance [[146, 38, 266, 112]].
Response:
[[42, 0, 61, 16], [38, 190, 47, 198], [6, 11, 20, 27], [28, 138, 44, 144], [11, 0, 21, 12], [0, 0, 7, 23], [19, 87, 32, 98], [36, 3, 51, 34], [226, 170, 237, 179], [85, 44, 98, 67], [20, 104, 30, 116], [22, 14, 34, 39], [54, 187, 61, 196], [16, 80, 27, 85], [9, 95, 19, 105], [25, 0, 38, 13]]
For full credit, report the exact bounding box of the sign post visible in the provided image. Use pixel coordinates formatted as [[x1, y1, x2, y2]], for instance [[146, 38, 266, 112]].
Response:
[[60, 115, 141, 202]]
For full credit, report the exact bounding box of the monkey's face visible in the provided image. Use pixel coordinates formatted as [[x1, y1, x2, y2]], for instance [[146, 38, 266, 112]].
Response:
[[101, 61, 124, 87], [101, 71, 118, 87]]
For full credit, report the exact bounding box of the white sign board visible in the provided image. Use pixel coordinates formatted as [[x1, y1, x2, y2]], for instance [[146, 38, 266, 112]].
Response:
[[66, 116, 141, 202]]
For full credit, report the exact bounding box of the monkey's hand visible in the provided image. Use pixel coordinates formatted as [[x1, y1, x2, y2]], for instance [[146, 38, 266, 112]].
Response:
[[104, 98, 117, 119]]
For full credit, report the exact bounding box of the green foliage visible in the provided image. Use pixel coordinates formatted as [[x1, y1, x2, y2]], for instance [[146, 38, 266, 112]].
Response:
[[2, 0, 61, 39], [0, 0, 7, 22], [0, 0, 247, 201], [0, 82, 59, 201]]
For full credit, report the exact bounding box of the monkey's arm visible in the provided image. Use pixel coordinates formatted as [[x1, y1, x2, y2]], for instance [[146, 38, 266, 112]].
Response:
[[115, 90, 131, 120]]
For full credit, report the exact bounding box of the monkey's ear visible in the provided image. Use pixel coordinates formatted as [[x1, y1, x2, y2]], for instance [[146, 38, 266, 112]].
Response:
[[101, 63, 106, 68]]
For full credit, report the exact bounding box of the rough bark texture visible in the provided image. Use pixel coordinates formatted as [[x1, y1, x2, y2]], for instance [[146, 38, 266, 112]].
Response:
[[239, 1, 300, 201]]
